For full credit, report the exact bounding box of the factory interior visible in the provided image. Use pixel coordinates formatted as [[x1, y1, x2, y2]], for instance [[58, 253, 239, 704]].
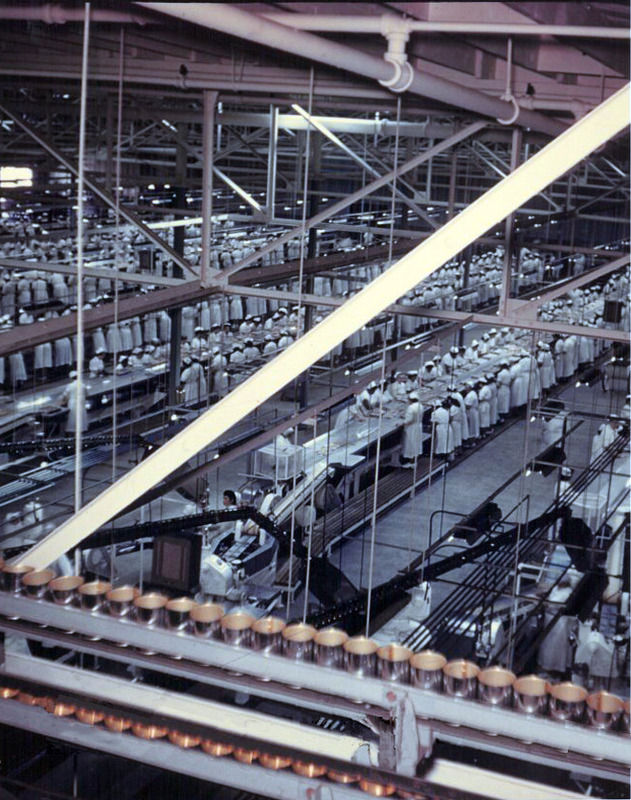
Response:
[[0, 2, 629, 799]]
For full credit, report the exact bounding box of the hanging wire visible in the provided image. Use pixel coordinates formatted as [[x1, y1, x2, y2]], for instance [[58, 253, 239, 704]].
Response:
[[73, 2, 91, 574], [287, 65, 314, 618], [365, 96, 402, 636], [111, 27, 125, 485], [108, 26, 125, 585]]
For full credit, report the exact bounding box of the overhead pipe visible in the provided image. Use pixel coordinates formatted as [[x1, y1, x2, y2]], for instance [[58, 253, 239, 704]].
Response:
[[260, 13, 630, 39], [136, 3, 567, 138], [0, 3, 153, 24]]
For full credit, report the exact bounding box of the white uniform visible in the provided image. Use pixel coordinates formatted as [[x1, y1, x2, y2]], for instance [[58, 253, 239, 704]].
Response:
[[402, 400, 424, 459], [478, 383, 492, 430], [61, 379, 88, 433], [431, 406, 451, 455], [181, 362, 207, 404], [464, 390, 480, 439]]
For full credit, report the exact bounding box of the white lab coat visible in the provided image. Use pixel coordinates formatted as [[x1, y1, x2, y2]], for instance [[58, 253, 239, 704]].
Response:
[[590, 424, 618, 461], [452, 391, 469, 440], [464, 390, 480, 439], [402, 401, 424, 459], [181, 362, 207, 404], [478, 384, 492, 429], [61, 380, 88, 433], [510, 363, 527, 408], [431, 406, 451, 455], [537, 351, 555, 390]]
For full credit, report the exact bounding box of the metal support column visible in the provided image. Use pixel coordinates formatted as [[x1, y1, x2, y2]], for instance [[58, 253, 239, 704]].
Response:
[[167, 129, 188, 405], [447, 148, 458, 219], [200, 90, 218, 289], [105, 94, 114, 193], [266, 104, 278, 218], [499, 126, 523, 317]]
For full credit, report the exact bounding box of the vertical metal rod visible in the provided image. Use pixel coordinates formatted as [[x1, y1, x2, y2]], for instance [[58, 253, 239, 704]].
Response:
[[447, 147, 458, 218], [266, 104, 278, 216], [74, 2, 90, 561], [499, 126, 522, 317], [200, 90, 218, 288]]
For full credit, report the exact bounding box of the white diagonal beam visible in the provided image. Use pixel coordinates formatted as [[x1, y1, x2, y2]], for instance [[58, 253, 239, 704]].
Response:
[[17, 84, 630, 570]]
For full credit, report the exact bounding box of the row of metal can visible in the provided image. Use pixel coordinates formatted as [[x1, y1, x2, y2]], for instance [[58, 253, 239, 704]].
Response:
[[0, 687, 424, 798], [3, 566, 630, 734]]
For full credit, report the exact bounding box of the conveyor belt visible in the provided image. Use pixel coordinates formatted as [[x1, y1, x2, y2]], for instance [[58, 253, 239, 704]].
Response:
[[404, 430, 630, 653], [0, 444, 129, 510], [275, 456, 441, 586]]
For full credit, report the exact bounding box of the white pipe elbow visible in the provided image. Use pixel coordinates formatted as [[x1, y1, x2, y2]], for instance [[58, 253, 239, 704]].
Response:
[[497, 93, 520, 126], [378, 53, 414, 93]]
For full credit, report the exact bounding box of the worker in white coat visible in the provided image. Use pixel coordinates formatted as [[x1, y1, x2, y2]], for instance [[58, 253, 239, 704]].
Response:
[[390, 371, 411, 402], [496, 362, 511, 420], [181, 356, 207, 405], [420, 360, 438, 384], [60, 371, 88, 433], [464, 383, 480, 440], [401, 392, 424, 467], [537, 343, 556, 392], [478, 378, 492, 435], [89, 348, 106, 377], [486, 374, 499, 426], [509, 357, 528, 411], [430, 401, 451, 458], [590, 416, 622, 461]]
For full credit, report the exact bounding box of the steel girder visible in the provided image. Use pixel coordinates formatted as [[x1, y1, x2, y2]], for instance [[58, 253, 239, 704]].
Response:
[[15, 84, 630, 570]]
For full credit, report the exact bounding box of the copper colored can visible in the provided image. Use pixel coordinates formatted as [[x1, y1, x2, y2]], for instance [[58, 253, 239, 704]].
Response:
[[103, 715, 133, 732], [291, 761, 327, 778], [165, 596, 198, 631], [131, 722, 168, 739], [43, 698, 76, 717], [233, 747, 259, 764], [259, 753, 292, 770], [0, 687, 19, 699], [75, 708, 105, 725], [201, 739, 234, 757], [327, 769, 361, 783], [168, 730, 202, 748], [358, 778, 396, 796]]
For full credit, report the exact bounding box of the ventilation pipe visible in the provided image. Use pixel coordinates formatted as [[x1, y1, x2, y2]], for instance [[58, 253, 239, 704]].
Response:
[[136, 3, 567, 137], [0, 3, 152, 24]]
